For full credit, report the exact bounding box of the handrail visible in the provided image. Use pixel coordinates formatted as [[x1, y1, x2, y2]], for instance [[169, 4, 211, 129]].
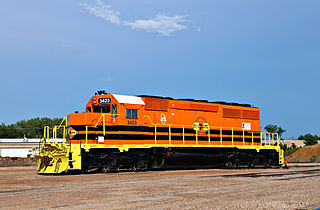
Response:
[[207, 124, 210, 145], [220, 128, 223, 145], [53, 126, 57, 144], [57, 117, 67, 129], [43, 114, 280, 150], [182, 125, 185, 145], [143, 115, 154, 125], [78, 114, 281, 149], [260, 132, 279, 146], [57, 117, 67, 144], [42, 117, 68, 145], [151, 123, 272, 147], [169, 125, 171, 145], [243, 129, 245, 145], [43, 126, 50, 143], [85, 113, 120, 144]]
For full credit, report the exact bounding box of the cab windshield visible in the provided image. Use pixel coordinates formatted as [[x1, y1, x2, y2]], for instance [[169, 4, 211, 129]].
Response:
[[93, 105, 110, 113]]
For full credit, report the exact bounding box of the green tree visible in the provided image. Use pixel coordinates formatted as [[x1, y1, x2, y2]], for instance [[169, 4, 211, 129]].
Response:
[[264, 124, 286, 139], [264, 125, 277, 133], [291, 143, 297, 149], [0, 117, 64, 138], [298, 134, 319, 146]]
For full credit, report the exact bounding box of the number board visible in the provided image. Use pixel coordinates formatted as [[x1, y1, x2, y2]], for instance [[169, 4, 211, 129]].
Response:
[[98, 98, 111, 104]]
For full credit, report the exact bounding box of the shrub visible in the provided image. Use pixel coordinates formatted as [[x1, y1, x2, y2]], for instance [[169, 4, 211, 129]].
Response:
[[310, 155, 318, 163], [284, 147, 300, 157], [298, 134, 319, 146]]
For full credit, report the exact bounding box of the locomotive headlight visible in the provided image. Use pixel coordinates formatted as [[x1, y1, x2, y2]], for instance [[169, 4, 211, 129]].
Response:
[[92, 97, 97, 104]]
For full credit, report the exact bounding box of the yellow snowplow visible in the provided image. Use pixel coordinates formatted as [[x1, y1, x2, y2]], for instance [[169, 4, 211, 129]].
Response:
[[35, 119, 78, 174], [35, 142, 69, 174]]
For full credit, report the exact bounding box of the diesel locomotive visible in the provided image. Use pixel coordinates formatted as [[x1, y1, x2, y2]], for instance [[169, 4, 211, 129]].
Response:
[[35, 91, 284, 174]]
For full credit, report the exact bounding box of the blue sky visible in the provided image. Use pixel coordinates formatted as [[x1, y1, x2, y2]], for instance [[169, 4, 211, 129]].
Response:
[[0, 0, 319, 138]]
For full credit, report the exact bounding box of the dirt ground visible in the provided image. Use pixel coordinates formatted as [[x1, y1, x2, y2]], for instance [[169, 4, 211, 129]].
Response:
[[0, 164, 320, 210], [0, 158, 36, 167], [287, 143, 320, 163]]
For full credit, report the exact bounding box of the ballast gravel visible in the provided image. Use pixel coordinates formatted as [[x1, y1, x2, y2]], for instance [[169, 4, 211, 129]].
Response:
[[0, 164, 319, 210]]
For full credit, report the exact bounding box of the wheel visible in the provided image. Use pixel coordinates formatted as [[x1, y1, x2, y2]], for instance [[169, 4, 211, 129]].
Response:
[[231, 158, 241, 169], [101, 167, 110, 173], [247, 159, 256, 168], [263, 158, 272, 168], [226, 162, 233, 168], [247, 161, 255, 169], [229, 158, 241, 169]]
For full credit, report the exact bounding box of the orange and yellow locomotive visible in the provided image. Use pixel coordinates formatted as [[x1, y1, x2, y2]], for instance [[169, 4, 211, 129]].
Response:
[[36, 91, 284, 174]]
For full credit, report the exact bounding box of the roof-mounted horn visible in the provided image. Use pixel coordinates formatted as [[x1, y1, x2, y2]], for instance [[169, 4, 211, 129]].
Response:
[[95, 90, 108, 95]]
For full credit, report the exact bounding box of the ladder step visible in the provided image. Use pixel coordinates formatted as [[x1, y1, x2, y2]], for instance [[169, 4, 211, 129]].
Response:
[[69, 168, 80, 171], [69, 160, 76, 162]]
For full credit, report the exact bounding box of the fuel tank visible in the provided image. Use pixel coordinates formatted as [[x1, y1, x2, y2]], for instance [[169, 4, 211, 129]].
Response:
[[161, 147, 226, 169]]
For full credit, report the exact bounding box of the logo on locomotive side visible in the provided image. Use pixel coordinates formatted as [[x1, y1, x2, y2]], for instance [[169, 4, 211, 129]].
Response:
[[160, 113, 167, 124]]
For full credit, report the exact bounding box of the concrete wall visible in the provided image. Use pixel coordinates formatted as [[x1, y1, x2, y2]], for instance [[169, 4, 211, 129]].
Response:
[[280, 140, 305, 148], [1, 148, 33, 158], [0, 138, 63, 144]]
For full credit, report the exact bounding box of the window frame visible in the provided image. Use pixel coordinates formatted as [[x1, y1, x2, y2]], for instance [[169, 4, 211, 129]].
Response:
[[125, 108, 138, 119], [112, 104, 117, 117]]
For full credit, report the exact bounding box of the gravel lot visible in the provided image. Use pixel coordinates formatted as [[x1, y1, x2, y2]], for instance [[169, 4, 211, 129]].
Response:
[[0, 164, 319, 210]]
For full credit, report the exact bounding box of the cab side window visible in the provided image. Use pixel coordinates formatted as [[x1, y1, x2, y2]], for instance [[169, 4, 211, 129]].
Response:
[[102, 105, 110, 113], [125, 108, 137, 119], [112, 104, 117, 117]]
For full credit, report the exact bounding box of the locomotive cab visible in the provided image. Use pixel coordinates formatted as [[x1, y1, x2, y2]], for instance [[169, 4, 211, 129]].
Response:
[[85, 93, 113, 114], [85, 93, 145, 122]]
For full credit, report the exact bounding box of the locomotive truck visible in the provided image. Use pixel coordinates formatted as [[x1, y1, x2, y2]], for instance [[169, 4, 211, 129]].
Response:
[[35, 91, 284, 174]]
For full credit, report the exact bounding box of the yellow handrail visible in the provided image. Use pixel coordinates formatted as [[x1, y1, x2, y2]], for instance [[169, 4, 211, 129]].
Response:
[[207, 125, 210, 145], [242, 129, 245, 146], [57, 117, 67, 129], [86, 126, 88, 145], [80, 114, 281, 149], [274, 133, 279, 146], [85, 113, 120, 144], [182, 125, 185, 145], [195, 130, 198, 145], [252, 132, 254, 146], [268, 133, 271, 145], [53, 126, 57, 144], [232, 128, 234, 145], [259, 132, 279, 146], [42, 117, 68, 145], [220, 127, 223, 145], [154, 124, 157, 144], [43, 126, 50, 143], [169, 125, 171, 145]]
